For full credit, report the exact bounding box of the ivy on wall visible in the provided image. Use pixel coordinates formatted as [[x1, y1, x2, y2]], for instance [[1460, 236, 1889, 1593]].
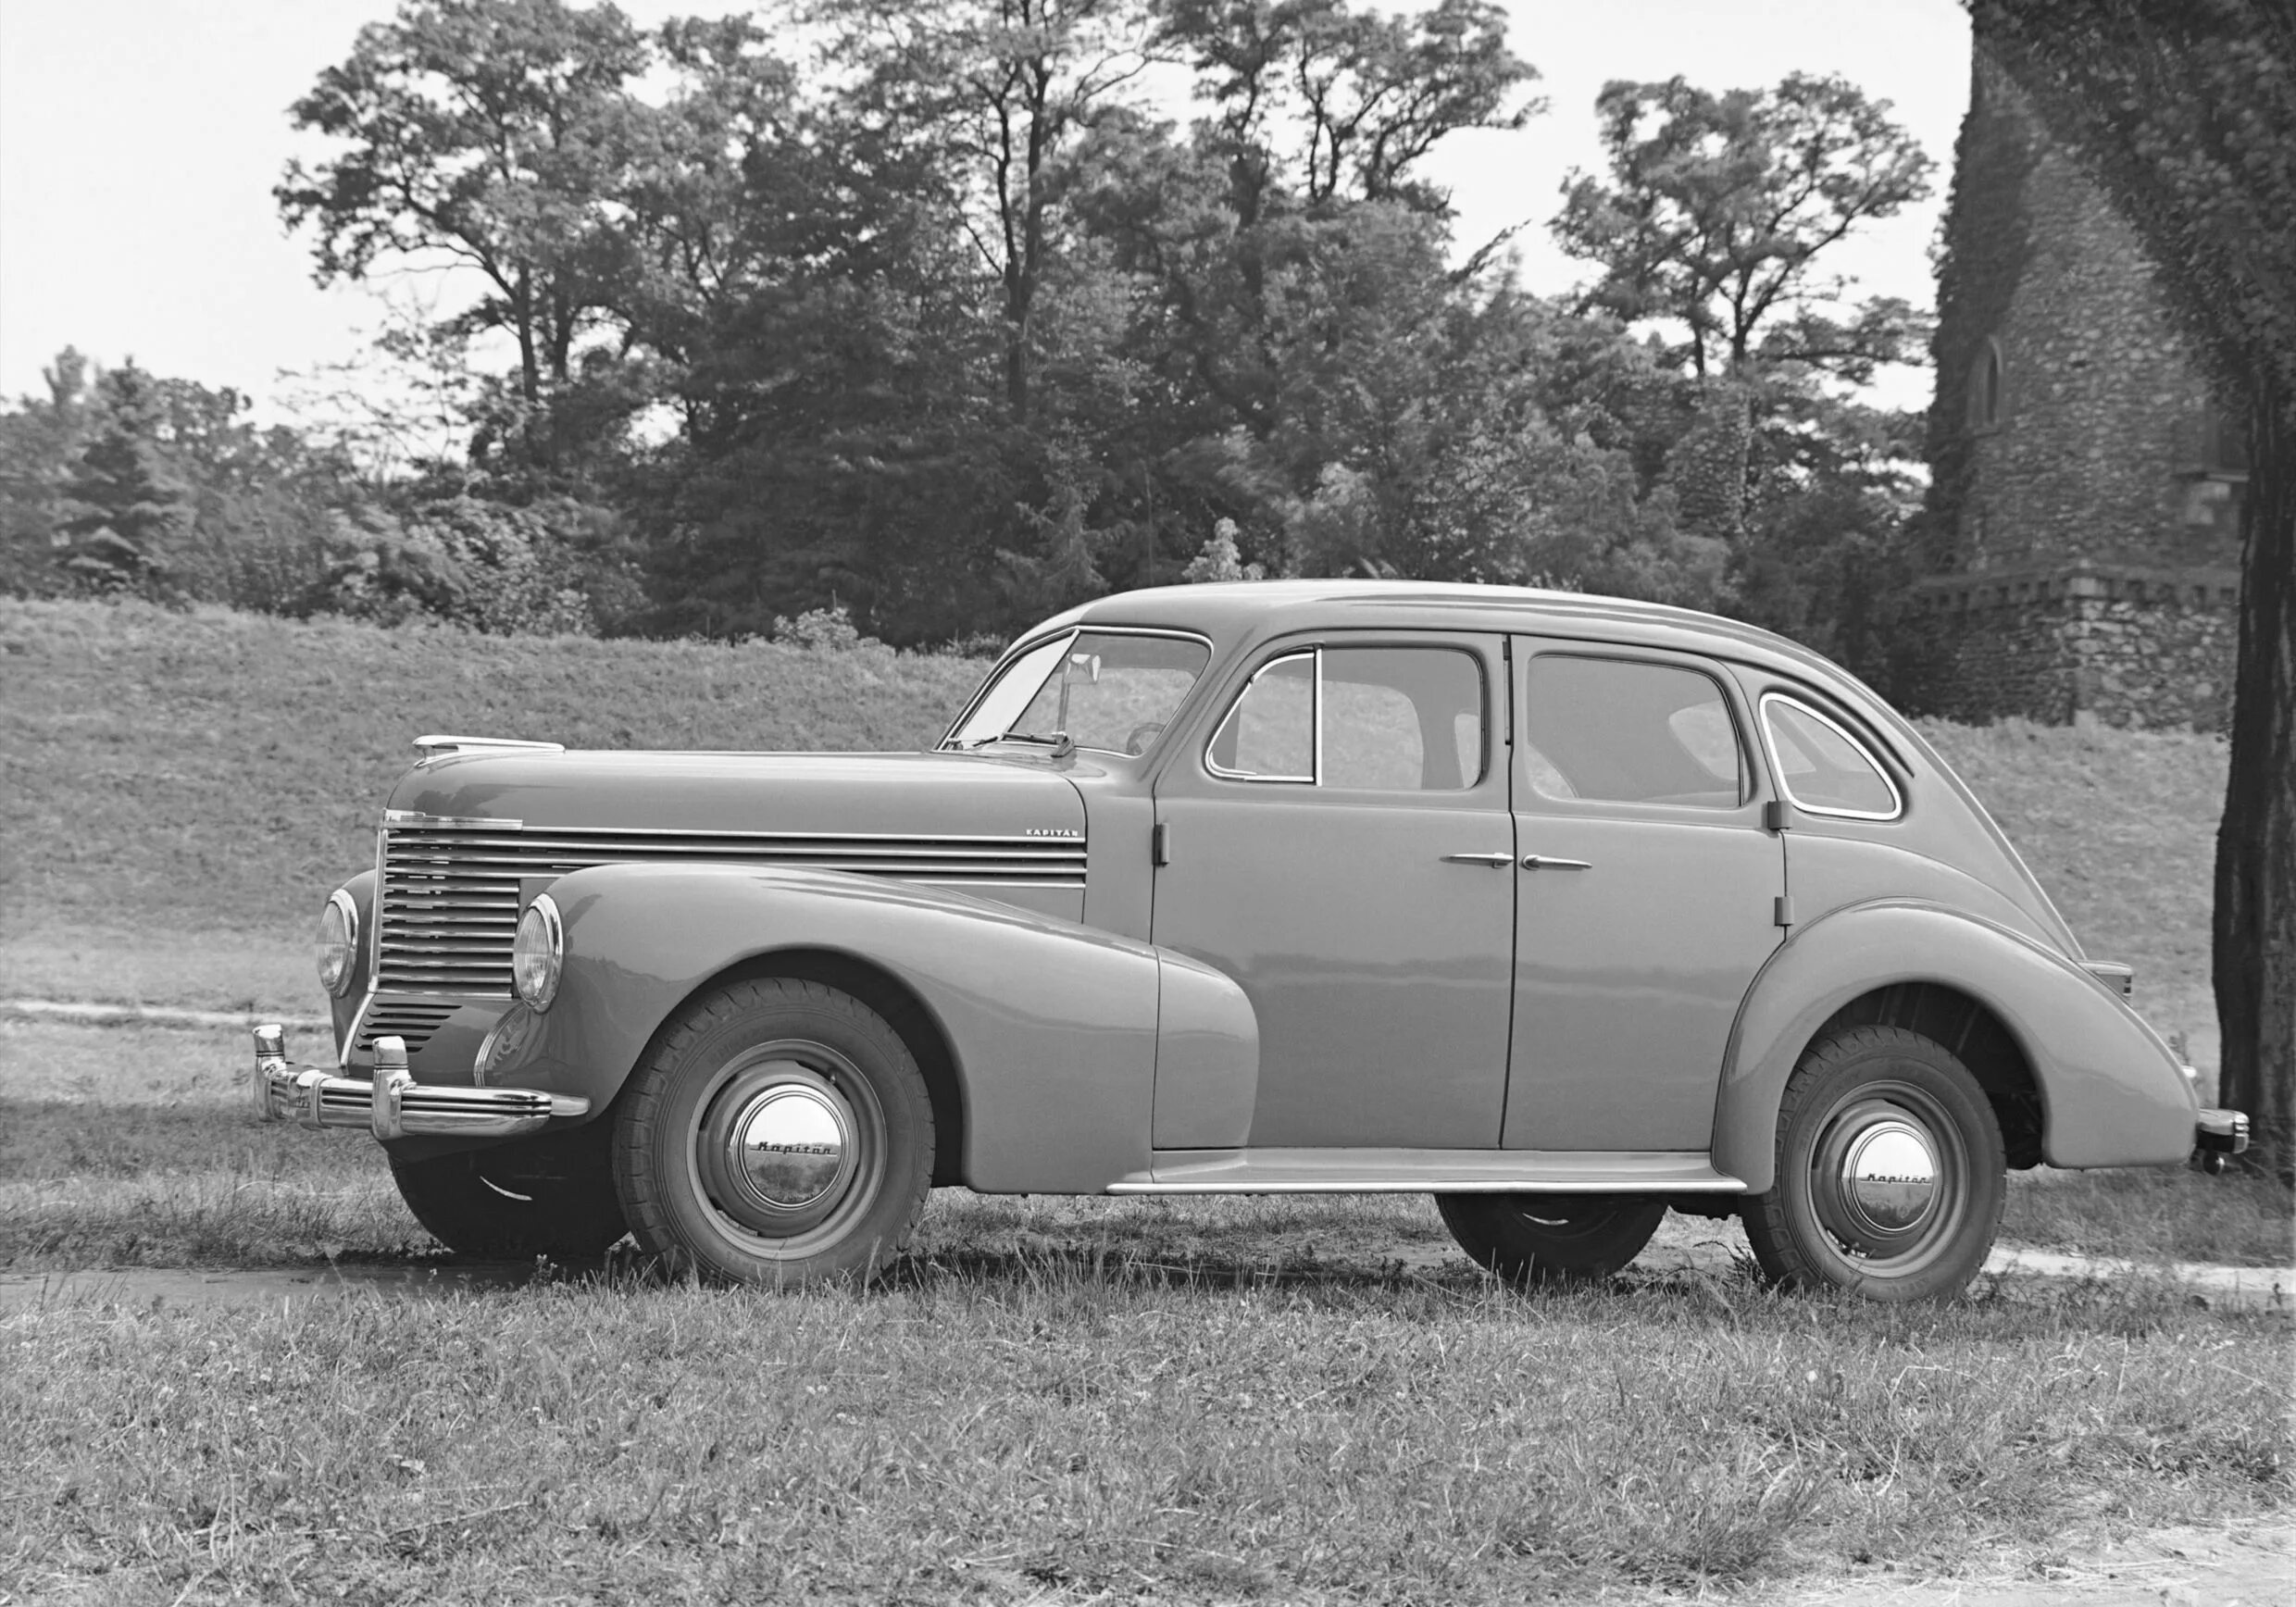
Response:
[[1919, 54, 2039, 578]]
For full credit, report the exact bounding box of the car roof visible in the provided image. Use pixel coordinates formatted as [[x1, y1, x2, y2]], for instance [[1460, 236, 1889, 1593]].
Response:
[[1050, 579, 1856, 691]]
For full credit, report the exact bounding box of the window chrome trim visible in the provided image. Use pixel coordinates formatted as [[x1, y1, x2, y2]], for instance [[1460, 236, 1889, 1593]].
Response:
[[939, 626, 1214, 754], [1205, 648, 1319, 783], [1758, 692, 1904, 821]]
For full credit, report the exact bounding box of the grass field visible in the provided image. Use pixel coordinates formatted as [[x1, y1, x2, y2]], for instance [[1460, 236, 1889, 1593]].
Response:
[[5, 1256, 2287, 1603], [2, 598, 2288, 1600]]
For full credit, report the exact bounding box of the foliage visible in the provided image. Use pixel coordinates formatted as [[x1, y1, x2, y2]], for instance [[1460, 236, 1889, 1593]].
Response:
[[1971, 0, 2296, 1182], [1549, 71, 1935, 658], [277, 0, 651, 421], [299, 495, 630, 636], [0, 0, 1946, 664], [1556, 73, 1933, 382]]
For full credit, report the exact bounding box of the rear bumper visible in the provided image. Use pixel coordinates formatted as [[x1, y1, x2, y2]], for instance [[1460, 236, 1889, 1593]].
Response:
[[251, 1024, 587, 1141], [2195, 1107, 2250, 1155]]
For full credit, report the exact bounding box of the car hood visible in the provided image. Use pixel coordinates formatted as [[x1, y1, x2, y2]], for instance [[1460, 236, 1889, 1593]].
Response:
[[385, 749, 1086, 841]]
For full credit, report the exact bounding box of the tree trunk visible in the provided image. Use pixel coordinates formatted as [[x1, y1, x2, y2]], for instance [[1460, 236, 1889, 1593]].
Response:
[[2213, 371, 2296, 1185]]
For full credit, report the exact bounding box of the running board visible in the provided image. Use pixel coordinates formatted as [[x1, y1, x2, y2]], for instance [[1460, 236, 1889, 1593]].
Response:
[[1107, 1148, 1745, 1195]]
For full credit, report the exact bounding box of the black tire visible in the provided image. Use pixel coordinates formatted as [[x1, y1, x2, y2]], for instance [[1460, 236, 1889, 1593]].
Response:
[[1741, 1024, 2006, 1302], [612, 977, 934, 1286], [1435, 1193, 1666, 1286], [388, 1117, 628, 1259]]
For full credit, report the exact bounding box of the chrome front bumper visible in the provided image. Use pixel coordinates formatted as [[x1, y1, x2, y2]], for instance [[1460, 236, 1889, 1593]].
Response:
[[251, 1025, 588, 1141]]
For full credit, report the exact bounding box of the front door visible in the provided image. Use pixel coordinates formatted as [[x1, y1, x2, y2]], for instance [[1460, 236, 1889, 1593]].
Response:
[[1151, 634, 1515, 1149], [1503, 642, 1785, 1152]]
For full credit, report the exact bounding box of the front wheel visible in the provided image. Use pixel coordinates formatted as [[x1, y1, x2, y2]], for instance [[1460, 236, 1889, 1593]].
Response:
[[1436, 1193, 1666, 1286], [1741, 1025, 2005, 1302], [612, 977, 935, 1286]]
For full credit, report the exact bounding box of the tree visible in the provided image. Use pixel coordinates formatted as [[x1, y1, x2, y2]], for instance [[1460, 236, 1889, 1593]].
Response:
[[1063, 0, 1537, 580], [1551, 71, 1933, 644], [817, 0, 1161, 423], [0, 349, 97, 595], [1554, 73, 1933, 381], [53, 366, 197, 596], [1972, 0, 2295, 1183], [278, 0, 650, 417]]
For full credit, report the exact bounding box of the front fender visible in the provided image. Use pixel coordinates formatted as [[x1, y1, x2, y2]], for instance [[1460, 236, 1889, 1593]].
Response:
[[1714, 900, 2198, 1192], [494, 863, 1258, 1192]]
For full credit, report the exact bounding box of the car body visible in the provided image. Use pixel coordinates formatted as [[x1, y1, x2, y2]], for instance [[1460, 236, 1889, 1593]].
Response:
[[255, 580, 2248, 1298]]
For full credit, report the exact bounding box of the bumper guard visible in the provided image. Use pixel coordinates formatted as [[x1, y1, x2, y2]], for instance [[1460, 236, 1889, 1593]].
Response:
[[251, 1025, 588, 1140], [2194, 1106, 2250, 1174]]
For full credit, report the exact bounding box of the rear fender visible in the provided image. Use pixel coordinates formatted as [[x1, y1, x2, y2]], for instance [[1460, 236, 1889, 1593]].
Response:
[[495, 863, 1258, 1192], [1715, 900, 2198, 1191]]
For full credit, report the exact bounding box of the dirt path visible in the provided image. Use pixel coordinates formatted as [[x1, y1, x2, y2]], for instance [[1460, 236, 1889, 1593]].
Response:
[[1774, 1524, 2293, 1607], [5, 1238, 2287, 1311]]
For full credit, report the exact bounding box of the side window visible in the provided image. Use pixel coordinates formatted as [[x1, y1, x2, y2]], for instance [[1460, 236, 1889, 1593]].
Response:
[[1521, 655, 1746, 809], [1762, 695, 1902, 818], [1208, 653, 1315, 780], [1208, 645, 1484, 791]]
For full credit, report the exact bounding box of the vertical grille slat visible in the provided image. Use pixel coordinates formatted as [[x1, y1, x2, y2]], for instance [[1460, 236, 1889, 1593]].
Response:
[[371, 821, 1086, 994]]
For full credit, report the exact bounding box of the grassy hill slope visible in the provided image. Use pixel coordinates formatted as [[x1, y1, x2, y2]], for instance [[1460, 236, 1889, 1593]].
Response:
[[0, 598, 2230, 1072], [0, 599, 987, 1007]]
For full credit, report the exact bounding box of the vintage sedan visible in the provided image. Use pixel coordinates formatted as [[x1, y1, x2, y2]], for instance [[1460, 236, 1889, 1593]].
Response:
[[252, 581, 2247, 1300]]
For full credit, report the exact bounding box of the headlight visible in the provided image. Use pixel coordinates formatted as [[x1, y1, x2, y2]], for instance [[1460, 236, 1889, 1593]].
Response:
[[512, 893, 564, 1011], [316, 889, 359, 998]]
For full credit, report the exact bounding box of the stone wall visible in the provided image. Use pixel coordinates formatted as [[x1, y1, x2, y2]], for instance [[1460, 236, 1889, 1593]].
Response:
[[1908, 39, 2247, 729], [1906, 563, 2239, 730], [1935, 55, 2244, 577]]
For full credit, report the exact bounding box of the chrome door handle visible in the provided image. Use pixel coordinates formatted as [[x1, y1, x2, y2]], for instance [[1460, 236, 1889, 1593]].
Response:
[[1440, 853, 1515, 867], [1520, 854, 1593, 871]]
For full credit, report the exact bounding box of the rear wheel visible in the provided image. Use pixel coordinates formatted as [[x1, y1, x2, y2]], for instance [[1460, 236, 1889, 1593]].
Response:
[[1436, 1193, 1666, 1286], [1741, 1025, 2005, 1302], [612, 977, 934, 1286], [388, 1119, 628, 1259]]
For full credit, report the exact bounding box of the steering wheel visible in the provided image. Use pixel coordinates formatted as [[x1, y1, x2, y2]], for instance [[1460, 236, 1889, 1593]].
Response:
[[1123, 721, 1166, 756]]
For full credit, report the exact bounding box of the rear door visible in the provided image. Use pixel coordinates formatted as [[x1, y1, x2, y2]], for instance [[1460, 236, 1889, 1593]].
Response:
[[1503, 642, 1785, 1151]]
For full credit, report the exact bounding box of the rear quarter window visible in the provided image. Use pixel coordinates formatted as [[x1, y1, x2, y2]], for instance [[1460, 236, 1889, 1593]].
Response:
[[1761, 694, 1903, 819]]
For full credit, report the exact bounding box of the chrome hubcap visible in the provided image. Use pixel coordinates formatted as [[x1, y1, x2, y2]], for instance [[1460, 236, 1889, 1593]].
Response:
[[727, 1082, 851, 1210], [692, 1043, 882, 1250], [1841, 1120, 1939, 1234], [1809, 1090, 1964, 1268]]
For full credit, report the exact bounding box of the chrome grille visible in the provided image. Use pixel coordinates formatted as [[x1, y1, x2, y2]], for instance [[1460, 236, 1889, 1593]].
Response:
[[375, 822, 1088, 994], [356, 999, 460, 1053]]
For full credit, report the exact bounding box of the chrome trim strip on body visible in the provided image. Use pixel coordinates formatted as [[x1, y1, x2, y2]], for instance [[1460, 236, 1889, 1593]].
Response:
[[1109, 1148, 1747, 1194]]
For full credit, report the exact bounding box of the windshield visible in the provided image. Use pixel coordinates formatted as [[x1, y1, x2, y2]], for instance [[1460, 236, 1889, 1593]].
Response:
[[947, 629, 1211, 756]]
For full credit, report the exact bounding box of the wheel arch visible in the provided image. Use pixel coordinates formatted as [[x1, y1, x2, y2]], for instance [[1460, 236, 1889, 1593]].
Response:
[[1714, 900, 2196, 1192], [1793, 982, 2044, 1169], [668, 945, 969, 1190]]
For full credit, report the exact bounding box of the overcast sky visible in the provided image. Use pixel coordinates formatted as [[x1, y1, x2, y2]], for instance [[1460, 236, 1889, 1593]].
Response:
[[0, 0, 1971, 415]]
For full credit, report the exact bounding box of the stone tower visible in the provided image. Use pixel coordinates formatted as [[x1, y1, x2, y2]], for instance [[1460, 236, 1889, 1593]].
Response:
[[1908, 41, 2243, 729]]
